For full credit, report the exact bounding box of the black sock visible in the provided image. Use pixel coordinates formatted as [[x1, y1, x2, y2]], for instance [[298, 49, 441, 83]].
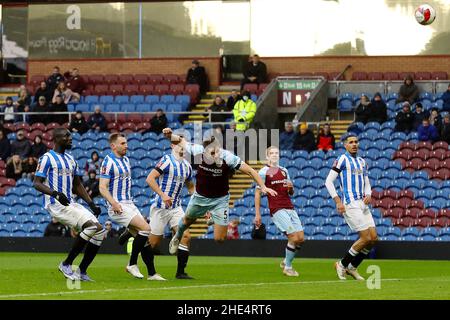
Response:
[[349, 248, 370, 269], [79, 242, 100, 273], [340, 247, 359, 268], [141, 245, 156, 276], [63, 235, 88, 266], [177, 245, 190, 275], [129, 233, 149, 266]]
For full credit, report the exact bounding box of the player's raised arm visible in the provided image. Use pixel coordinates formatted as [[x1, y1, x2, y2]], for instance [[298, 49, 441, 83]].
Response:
[[146, 169, 173, 208], [239, 162, 277, 197], [73, 175, 101, 216], [162, 127, 187, 148], [325, 169, 345, 214]]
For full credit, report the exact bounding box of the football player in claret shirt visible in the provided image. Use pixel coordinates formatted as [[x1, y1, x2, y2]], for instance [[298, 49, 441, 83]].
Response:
[[254, 146, 305, 277]]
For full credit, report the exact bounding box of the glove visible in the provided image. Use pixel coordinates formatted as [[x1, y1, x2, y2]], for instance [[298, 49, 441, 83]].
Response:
[[88, 202, 102, 217], [52, 191, 70, 206]]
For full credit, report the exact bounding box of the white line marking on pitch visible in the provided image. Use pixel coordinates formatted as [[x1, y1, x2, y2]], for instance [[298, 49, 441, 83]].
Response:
[[0, 278, 417, 299]]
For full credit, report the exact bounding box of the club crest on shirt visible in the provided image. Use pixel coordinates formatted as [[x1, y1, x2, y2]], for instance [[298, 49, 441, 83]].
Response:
[[281, 170, 287, 177], [101, 166, 107, 175]]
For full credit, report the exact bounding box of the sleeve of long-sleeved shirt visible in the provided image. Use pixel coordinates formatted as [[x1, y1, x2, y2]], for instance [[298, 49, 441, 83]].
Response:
[[325, 170, 339, 199]]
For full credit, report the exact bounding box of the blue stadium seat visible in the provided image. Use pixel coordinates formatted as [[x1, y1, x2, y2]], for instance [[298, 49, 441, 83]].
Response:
[[115, 95, 129, 104], [145, 95, 159, 105], [121, 103, 136, 112], [365, 122, 381, 131], [99, 95, 114, 104], [160, 95, 175, 104], [136, 103, 151, 112], [175, 95, 190, 109], [152, 103, 166, 112], [85, 95, 99, 104], [309, 150, 325, 160], [338, 100, 353, 111], [105, 104, 120, 112]]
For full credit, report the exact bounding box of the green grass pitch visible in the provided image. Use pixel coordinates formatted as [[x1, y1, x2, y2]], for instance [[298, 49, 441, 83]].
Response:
[[1, 252, 449, 300]]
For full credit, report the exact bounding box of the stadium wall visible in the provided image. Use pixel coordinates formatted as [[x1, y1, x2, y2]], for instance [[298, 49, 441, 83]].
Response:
[[28, 56, 450, 86], [1, 238, 450, 260]]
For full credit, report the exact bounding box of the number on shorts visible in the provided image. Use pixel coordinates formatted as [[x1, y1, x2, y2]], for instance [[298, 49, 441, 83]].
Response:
[[223, 209, 228, 220]]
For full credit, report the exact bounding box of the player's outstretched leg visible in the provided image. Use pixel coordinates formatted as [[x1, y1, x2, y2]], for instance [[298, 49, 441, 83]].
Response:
[[282, 231, 304, 277], [176, 231, 193, 279], [59, 221, 101, 281], [170, 216, 195, 255], [75, 227, 106, 281]]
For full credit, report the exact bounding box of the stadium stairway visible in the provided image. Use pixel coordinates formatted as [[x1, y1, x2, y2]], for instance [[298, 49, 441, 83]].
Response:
[[184, 90, 234, 124], [0, 87, 20, 105], [324, 120, 352, 141]]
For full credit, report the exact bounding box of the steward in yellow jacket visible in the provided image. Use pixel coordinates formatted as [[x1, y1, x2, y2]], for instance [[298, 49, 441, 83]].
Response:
[[233, 92, 257, 131]]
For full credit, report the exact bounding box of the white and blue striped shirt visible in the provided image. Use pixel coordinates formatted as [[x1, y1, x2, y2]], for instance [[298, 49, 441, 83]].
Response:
[[332, 152, 369, 205], [99, 153, 132, 202], [153, 153, 192, 209], [35, 150, 83, 208]]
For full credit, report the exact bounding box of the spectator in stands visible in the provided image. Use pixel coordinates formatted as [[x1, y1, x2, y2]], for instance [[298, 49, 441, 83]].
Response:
[[85, 151, 101, 175], [69, 110, 89, 135], [233, 91, 257, 132], [6, 155, 24, 180], [205, 96, 228, 124], [52, 81, 80, 105], [226, 89, 241, 111], [227, 219, 240, 240], [64, 68, 85, 94], [280, 122, 296, 150], [429, 107, 443, 135], [87, 105, 107, 132], [412, 102, 429, 131], [0, 130, 11, 161], [395, 102, 415, 133], [186, 59, 208, 94], [44, 217, 69, 237], [241, 54, 267, 90], [22, 156, 38, 180], [397, 75, 419, 104], [51, 94, 69, 125], [11, 130, 31, 160], [31, 96, 50, 125], [149, 108, 168, 134], [368, 92, 387, 124], [30, 135, 47, 160], [1, 97, 15, 124], [105, 220, 118, 238], [293, 123, 316, 152], [14, 89, 31, 124], [418, 118, 439, 143], [46, 66, 64, 92], [34, 81, 52, 103], [317, 123, 335, 152], [83, 169, 100, 199], [354, 94, 371, 124], [442, 84, 450, 112], [441, 114, 450, 144]]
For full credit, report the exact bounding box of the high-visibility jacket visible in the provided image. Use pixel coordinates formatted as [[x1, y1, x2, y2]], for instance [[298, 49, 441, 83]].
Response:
[[233, 99, 257, 131]]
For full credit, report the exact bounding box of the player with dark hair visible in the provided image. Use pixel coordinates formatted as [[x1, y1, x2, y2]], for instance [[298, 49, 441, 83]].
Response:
[[162, 128, 277, 256], [325, 133, 378, 281], [254, 146, 304, 277], [33, 128, 103, 281]]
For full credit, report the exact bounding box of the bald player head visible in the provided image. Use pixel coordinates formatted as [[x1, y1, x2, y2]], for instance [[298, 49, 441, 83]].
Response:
[[53, 128, 73, 151]]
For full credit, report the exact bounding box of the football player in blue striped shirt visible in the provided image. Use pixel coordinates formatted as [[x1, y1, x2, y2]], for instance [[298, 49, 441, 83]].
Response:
[[33, 128, 103, 282], [325, 133, 378, 281], [99, 133, 165, 281]]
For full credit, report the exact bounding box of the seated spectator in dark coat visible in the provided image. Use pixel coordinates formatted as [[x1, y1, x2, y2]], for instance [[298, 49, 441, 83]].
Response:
[[11, 130, 31, 160], [150, 109, 168, 134], [1, 97, 16, 124], [69, 111, 89, 135], [105, 220, 118, 238], [441, 115, 450, 144], [293, 123, 316, 152], [280, 122, 296, 150], [44, 217, 69, 237], [31, 96, 50, 125], [85, 151, 101, 175], [204, 96, 228, 123], [442, 84, 450, 112], [34, 81, 53, 103], [368, 93, 387, 124], [87, 105, 107, 132], [46, 66, 65, 92], [6, 155, 23, 180], [354, 95, 371, 124], [412, 103, 430, 131], [226, 90, 241, 111], [186, 60, 208, 94], [0, 130, 11, 161], [51, 94, 68, 125], [317, 123, 335, 151], [30, 135, 47, 160], [64, 68, 85, 94], [396, 75, 419, 104], [22, 156, 38, 180], [429, 107, 443, 134], [83, 170, 100, 199], [395, 102, 415, 133], [241, 54, 267, 90], [418, 119, 439, 143]]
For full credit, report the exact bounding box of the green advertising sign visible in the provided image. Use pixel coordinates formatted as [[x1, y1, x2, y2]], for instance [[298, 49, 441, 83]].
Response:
[[277, 80, 320, 90]]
